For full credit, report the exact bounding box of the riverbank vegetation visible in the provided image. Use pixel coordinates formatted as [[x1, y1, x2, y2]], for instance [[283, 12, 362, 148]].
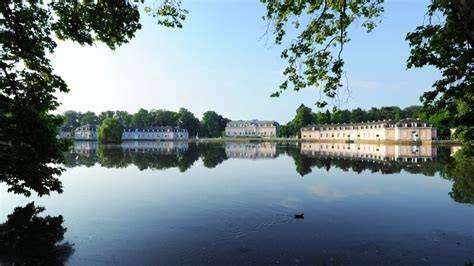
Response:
[[62, 108, 230, 138]]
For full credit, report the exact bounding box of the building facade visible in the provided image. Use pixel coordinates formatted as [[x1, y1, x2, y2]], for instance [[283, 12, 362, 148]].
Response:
[[301, 119, 437, 142], [225, 142, 278, 158], [301, 142, 437, 163], [57, 126, 72, 139], [75, 124, 98, 140], [225, 120, 279, 137], [122, 127, 188, 140], [122, 141, 189, 154]]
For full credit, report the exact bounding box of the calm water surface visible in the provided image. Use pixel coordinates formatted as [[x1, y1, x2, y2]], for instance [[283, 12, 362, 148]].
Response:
[[1, 142, 473, 265]]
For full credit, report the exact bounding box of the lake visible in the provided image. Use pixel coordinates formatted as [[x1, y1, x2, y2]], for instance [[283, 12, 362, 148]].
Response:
[[1, 141, 473, 265]]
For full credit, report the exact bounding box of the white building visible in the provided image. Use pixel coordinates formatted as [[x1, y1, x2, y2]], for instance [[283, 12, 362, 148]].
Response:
[[75, 124, 98, 140], [122, 127, 188, 140]]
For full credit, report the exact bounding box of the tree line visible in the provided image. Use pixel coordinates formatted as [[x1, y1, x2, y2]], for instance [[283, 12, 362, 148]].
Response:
[[62, 108, 230, 138], [278, 104, 451, 138]]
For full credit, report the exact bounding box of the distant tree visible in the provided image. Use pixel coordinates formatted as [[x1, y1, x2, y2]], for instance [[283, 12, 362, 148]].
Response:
[[350, 108, 367, 123], [201, 111, 228, 138], [149, 109, 178, 126], [277, 124, 291, 138], [114, 111, 133, 128], [131, 109, 150, 127], [293, 104, 313, 126], [98, 111, 115, 123], [290, 104, 313, 136], [80, 111, 99, 125], [323, 110, 332, 124], [98, 118, 124, 144], [177, 108, 200, 137], [380, 106, 400, 120], [331, 109, 351, 124], [394, 108, 401, 120], [402, 106, 423, 119], [62, 110, 82, 129]]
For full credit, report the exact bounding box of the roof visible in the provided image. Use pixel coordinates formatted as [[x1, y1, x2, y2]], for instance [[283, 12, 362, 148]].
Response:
[[226, 120, 279, 127], [76, 124, 99, 131], [301, 118, 434, 130], [57, 126, 72, 131], [123, 126, 188, 132]]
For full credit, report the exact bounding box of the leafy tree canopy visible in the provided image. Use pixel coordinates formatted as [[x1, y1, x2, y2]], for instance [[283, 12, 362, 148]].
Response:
[[0, 0, 187, 196], [177, 108, 201, 137], [261, 0, 473, 143], [201, 111, 230, 138], [98, 118, 124, 144]]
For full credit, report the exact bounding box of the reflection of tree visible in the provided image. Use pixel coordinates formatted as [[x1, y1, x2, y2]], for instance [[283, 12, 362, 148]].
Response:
[[97, 144, 127, 168], [442, 147, 474, 204], [67, 142, 230, 170], [199, 143, 228, 168], [284, 144, 474, 205], [0, 202, 74, 265], [64, 151, 97, 168], [178, 143, 200, 172], [79, 143, 203, 172], [279, 145, 319, 176]]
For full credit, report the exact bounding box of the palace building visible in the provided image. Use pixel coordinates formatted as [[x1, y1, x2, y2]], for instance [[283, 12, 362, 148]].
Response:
[[301, 118, 437, 142], [225, 120, 279, 137], [122, 127, 188, 141], [75, 124, 99, 140]]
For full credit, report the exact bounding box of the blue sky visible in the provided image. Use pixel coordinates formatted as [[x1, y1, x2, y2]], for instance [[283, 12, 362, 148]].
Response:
[[51, 0, 439, 123]]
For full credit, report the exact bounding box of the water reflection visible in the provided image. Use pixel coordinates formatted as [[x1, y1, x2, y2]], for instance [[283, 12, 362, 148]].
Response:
[[225, 142, 278, 159], [63, 141, 473, 205], [2, 142, 473, 264], [0, 203, 74, 265], [300, 143, 437, 163]]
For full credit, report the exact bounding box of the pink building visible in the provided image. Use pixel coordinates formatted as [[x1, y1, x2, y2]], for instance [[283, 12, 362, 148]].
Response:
[[225, 120, 279, 137], [301, 142, 437, 163], [301, 118, 437, 142]]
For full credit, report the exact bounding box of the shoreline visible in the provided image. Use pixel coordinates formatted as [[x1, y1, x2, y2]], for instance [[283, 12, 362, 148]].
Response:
[[186, 138, 462, 146], [72, 138, 463, 146]]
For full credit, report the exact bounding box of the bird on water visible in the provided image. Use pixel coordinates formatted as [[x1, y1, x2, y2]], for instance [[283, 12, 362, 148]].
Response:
[[294, 213, 304, 219]]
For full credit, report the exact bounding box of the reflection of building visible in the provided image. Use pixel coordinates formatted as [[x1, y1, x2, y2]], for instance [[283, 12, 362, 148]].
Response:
[[225, 120, 279, 137], [122, 141, 188, 154], [301, 143, 437, 163], [57, 126, 72, 139], [75, 124, 98, 140], [301, 119, 437, 142], [225, 142, 278, 158], [122, 127, 188, 140], [73, 141, 98, 155]]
